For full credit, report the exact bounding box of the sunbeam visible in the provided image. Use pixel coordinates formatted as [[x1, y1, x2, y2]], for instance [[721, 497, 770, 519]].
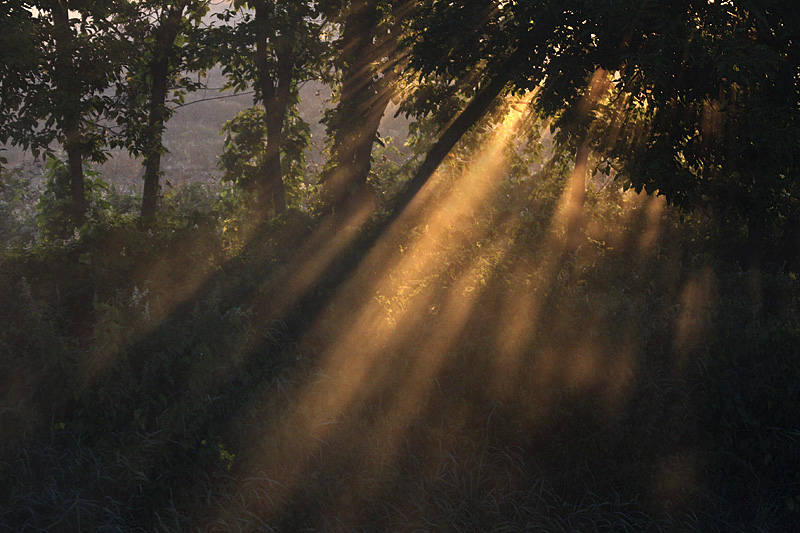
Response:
[[3, 1, 798, 530], [205, 93, 537, 525]]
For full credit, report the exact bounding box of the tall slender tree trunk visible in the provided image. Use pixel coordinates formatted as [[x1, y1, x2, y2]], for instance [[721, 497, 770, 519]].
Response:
[[140, 54, 170, 222], [141, 7, 183, 223], [64, 125, 87, 218], [263, 36, 293, 215], [253, 1, 290, 216], [393, 68, 513, 214], [52, 1, 87, 223], [262, 106, 288, 215]]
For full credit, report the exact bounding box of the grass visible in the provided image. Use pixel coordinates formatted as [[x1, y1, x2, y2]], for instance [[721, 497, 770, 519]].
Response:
[[1, 170, 799, 531]]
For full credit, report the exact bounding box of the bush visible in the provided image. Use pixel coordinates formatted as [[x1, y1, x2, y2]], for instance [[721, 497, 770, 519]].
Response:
[[0, 166, 40, 246]]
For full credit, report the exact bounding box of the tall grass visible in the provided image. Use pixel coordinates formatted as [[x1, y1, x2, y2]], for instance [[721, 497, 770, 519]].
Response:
[[1, 168, 798, 531]]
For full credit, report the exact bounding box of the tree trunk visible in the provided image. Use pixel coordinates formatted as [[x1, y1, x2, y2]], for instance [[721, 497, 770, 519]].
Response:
[[253, 1, 289, 216], [262, 103, 287, 215], [141, 7, 184, 222], [140, 53, 169, 222], [263, 36, 293, 215], [64, 126, 87, 219], [53, 1, 86, 224], [320, 0, 403, 213], [392, 67, 514, 214], [141, 149, 162, 222]]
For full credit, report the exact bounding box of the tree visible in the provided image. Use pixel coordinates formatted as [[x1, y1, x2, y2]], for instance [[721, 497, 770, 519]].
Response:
[[317, 0, 412, 213], [213, 0, 329, 216], [0, 0, 126, 225], [587, 0, 800, 264], [219, 105, 311, 209], [0, 2, 40, 167], [113, 0, 212, 222], [402, 0, 800, 264], [393, 0, 561, 211]]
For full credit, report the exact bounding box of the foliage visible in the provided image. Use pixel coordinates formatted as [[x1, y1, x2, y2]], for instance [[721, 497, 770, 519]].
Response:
[[212, 1, 331, 99], [111, 0, 212, 154], [2, 151, 800, 530], [367, 135, 415, 199], [219, 105, 312, 209], [0, 0, 133, 223], [1, 2, 800, 531], [35, 159, 120, 242], [0, 0, 126, 161], [208, 0, 331, 214], [407, 0, 800, 240], [0, 166, 40, 247], [316, 0, 412, 210], [698, 267, 800, 522]]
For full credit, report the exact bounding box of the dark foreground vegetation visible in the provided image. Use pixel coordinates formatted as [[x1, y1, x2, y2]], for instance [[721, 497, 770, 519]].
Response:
[[2, 0, 800, 531], [1, 159, 799, 531]]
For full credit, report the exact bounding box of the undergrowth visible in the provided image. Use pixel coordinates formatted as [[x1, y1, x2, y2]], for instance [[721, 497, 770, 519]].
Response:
[[1, 169, 799, 532]]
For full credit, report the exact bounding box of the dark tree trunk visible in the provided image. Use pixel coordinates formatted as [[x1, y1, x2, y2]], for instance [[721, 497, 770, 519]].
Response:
[[141, 148, 162, 222], [261, 98, 288, 215], [262, 37, 293, 215], [254, 1, 290, 216], [392, 68, 513, 214], [64, 126, 86, 219], [140, 53, 169, 222], [141, 7, 183, 223], [53, 1, 86, 223], [320, 0, 404, 213]]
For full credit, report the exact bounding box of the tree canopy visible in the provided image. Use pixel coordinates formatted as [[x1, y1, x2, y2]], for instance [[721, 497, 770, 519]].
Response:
[[0, 0, 798, 249], [405, 0, 800, 245]]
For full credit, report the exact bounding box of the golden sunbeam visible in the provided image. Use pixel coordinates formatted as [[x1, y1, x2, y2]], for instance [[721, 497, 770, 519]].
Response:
[[210, 93, 536, 525], [353, 231, 516, 475], [256, 202, 375, 319], [297, 90, 533, 408], [489, 140, 591, 396], [6, 3, 795, 528], [491, 267, 542, 400], [674, 267, 716, 370], [637, 193, 667, 255], [488, 146, 671, 419], [317, 259, 494, 529]]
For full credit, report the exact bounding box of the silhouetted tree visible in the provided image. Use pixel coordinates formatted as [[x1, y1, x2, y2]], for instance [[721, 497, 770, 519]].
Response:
[[317, 0, 412, 213], [213, 0, 329, 216], [402, 0, 800, 264], [114, 0, 212, 222], [0, 0, 126, 225]]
